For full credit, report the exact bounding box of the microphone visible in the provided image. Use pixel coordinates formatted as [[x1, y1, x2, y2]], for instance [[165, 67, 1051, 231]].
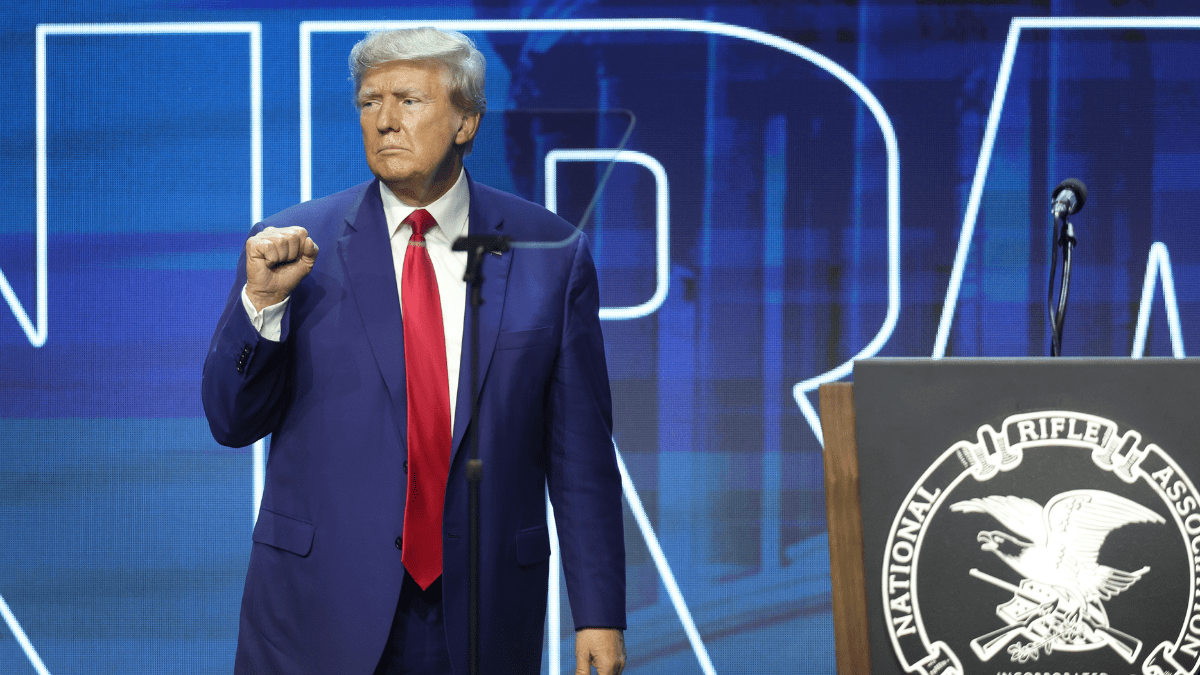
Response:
[[452, 235, 511, 256], [1051, 178, 1087, 217], [453, 234, 512, 287]]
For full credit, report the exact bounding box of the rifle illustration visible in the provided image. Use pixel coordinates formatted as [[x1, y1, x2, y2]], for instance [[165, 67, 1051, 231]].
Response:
[[967, 568, 1143, 663]]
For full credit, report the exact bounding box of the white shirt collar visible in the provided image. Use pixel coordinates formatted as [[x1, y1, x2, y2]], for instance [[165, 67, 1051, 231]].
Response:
[[379, 168, 470, 244]]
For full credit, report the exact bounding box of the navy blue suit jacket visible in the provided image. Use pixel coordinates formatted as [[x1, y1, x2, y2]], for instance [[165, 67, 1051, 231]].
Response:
[[202, 174, 626, 675]]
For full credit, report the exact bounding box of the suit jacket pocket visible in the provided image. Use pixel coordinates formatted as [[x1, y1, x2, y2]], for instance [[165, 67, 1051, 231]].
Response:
[[252, 507, 316, 557], [515, 524, 551, 566], [495, 326, 555, 351]]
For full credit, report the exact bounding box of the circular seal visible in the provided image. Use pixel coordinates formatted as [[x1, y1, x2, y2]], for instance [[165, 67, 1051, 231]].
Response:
[[882, 410, 1200, 675]]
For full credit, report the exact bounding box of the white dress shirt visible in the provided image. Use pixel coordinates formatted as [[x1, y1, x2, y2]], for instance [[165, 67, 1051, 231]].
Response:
[[242, 169, 471, 428]]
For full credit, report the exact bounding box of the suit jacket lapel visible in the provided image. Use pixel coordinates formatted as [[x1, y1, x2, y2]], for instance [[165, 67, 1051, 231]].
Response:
[[338, 180, 408, 445], [450, 174, 513, 466]]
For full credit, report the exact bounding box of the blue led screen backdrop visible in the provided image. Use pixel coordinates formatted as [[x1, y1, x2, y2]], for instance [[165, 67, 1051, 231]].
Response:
[[2, 2, 1200, 673]]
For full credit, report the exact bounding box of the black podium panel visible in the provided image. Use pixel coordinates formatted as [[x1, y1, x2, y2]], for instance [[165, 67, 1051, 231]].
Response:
[[855, 358, 1200, 675]]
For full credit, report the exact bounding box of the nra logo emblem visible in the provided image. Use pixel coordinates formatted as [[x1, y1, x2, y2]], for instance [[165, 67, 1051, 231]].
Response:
[[883, 411, 1200, 675]]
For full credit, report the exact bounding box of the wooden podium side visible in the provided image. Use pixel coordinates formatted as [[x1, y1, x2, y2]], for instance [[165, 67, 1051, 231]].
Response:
[[818, 383, 871, 674]]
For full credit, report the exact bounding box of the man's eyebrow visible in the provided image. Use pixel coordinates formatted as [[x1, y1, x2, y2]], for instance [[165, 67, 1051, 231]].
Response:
[[391, 86, 428, 98], [357, 86, 435, 108]]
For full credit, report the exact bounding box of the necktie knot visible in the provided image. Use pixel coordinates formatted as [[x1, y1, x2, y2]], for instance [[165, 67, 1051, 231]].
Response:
[[405, 209, 437, 242]]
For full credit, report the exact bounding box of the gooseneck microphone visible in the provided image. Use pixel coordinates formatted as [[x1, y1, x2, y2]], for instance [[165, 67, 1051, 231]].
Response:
[[1047, 178, 1087, 357], [1051, 178, 1087, 217]]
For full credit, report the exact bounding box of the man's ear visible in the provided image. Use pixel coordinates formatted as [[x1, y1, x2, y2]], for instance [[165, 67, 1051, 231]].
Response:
[[456, 112, 482, 147]]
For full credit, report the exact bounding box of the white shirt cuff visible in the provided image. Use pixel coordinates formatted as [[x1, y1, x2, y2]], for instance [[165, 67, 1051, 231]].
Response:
[[241, 286, 289, 342]]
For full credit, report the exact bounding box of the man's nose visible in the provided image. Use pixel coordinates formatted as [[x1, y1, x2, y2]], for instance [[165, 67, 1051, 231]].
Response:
[[376, 99, 402, 132]]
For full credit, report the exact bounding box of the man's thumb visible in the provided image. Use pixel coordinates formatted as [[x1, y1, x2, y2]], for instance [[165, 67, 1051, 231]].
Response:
[[301, 238, 319, 262]]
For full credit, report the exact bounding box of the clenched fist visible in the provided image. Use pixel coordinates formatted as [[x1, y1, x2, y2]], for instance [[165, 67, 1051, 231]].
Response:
[[245, 226, 319, 311]]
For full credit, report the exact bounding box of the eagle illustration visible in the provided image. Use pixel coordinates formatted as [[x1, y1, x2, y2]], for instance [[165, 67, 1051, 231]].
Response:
[[950, 489, 1165, 605]]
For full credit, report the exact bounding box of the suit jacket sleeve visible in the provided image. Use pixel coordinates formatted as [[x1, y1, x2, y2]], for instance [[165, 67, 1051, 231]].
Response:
[[546, 232, 627, 630], [202, 222, 295, 448]]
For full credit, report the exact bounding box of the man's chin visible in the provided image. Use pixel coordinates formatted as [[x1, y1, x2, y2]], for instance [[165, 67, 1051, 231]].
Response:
[[370, 154, 462, 204], [376, 172, 416, 186], [368, 158, 413, 179], [371, 167, 420, 190]]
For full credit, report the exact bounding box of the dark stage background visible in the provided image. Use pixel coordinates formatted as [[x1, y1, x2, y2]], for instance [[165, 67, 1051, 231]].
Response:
[[1, 1, 1198, 673]]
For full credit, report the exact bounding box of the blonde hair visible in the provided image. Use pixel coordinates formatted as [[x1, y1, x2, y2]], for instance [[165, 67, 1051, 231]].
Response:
[[349, 27, 487, 117]]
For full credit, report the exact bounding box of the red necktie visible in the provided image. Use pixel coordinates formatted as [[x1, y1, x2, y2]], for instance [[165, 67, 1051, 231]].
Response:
[[400, 208, 451, 590]]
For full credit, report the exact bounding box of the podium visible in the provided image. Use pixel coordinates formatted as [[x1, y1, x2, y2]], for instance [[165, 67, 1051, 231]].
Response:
[[820, 358, 1200, 675]]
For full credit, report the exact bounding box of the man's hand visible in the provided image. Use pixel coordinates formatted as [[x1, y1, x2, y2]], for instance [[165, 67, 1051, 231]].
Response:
[[245, 226, 319, 311], [575, 628, 625, 675]]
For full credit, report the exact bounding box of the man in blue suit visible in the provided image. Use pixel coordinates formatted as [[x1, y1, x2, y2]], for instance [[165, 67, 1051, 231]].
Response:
[[202, 27, 626, 675]]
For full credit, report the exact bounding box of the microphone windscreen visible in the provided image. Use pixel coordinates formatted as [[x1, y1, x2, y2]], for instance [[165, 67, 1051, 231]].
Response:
[[1052, 178, 1087, 213]]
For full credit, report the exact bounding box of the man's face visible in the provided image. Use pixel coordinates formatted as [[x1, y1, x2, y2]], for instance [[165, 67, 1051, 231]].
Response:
[[357, 60, 480, 203]]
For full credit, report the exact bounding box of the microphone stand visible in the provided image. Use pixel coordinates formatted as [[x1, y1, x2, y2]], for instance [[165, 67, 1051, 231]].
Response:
[[452, 233, 511, 675], [1046, 211, 1076, 357]]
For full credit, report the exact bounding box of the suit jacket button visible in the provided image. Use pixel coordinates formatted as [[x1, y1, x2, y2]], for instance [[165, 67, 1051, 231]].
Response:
[[395, 536, 402, 550], [403, 460, 408, 473]]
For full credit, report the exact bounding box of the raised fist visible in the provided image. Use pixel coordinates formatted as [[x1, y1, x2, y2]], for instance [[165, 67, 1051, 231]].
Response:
[[245, 226, 319, 311]]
